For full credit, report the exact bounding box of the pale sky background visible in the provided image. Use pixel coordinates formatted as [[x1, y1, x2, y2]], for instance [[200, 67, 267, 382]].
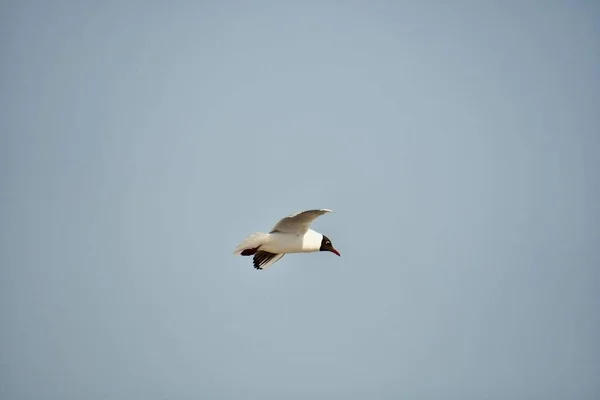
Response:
[[1, 1, 599, 399]]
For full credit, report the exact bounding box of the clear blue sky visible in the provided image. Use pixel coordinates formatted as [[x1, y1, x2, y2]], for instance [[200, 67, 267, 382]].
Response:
[[1, 1, 599, 399]]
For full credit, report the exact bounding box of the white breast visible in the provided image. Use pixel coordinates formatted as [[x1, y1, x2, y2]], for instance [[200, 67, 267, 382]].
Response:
[[263, 229, 323, 254]]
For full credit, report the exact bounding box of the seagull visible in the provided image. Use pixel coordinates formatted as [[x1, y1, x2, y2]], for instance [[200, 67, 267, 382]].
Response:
[[233, 209, 341, 270]]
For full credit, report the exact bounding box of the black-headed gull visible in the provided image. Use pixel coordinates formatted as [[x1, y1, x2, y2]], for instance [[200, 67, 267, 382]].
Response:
[[233, 209, 340, 270]]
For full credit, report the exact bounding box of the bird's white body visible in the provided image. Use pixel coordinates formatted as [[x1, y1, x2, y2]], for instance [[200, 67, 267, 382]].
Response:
[[232, 229, 323, 256], [233, 209, 340, 270], [259, 229, 323, 254]]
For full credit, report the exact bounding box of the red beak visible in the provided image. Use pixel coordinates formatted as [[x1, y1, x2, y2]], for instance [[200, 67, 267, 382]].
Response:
[[330, 247, 341, 257]]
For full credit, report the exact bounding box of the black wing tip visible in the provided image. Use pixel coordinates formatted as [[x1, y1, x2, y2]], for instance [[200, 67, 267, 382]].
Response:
[[253, 250, 278, 270], [241, 246, 260, 256]]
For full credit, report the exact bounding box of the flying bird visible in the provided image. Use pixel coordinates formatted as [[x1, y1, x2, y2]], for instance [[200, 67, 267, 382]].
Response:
[[233, 209, 340, 270]]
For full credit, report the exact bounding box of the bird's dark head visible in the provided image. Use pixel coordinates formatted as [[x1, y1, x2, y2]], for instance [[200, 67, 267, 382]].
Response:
[[320, 235, 340, 256]]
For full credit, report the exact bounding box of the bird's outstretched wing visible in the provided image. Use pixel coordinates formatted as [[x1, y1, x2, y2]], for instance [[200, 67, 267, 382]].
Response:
[[253, 251, 285, 270], [270, 209, 333, 234]]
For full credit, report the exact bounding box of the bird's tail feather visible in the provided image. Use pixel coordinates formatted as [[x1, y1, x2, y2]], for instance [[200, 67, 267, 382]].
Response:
[[232, 232, 269, 256]]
